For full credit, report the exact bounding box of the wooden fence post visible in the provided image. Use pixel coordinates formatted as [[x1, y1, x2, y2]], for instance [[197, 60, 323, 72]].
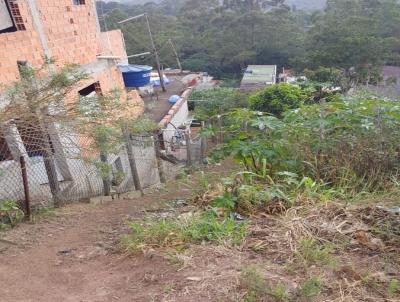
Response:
[[185, 129, 192, 167], [217, 115, 223, 144], [42, 144, 61, 206], [153, 135, 166, 184], [200, 121, 207, 163], [124, 130, 144, 196]]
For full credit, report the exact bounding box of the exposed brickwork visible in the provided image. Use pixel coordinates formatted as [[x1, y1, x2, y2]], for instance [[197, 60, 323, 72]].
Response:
[[0, 1, 40, 84], [100, 30, 127, 59], [8, 0, 26, 31], [0, 0, 142, 116]]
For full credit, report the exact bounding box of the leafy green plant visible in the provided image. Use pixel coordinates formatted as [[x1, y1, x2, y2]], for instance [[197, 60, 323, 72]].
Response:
[[249, 83, 306, 117], [189, 88, 248, 120], [283, 98, 400, 191], [0, 200, 24, 228]]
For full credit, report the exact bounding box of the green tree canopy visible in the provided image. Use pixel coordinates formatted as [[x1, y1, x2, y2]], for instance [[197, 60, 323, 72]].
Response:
[[249, 83, 306, 116]]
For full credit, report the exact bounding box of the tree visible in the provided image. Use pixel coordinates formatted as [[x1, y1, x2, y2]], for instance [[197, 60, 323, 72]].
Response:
[[249, 83, 306, 116], [304, 0, 400, 91]]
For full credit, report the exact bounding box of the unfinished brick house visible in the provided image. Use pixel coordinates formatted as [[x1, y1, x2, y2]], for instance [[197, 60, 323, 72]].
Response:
[[0, 0, 150, 204]]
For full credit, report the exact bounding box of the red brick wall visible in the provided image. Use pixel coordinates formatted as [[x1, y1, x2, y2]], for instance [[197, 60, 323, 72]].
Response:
[[0, 0, 102, 86], [0, 0, 143, 117], [100, 30, 127, 59], [37, 0, 102, 66], [0, 1, 44, 85]]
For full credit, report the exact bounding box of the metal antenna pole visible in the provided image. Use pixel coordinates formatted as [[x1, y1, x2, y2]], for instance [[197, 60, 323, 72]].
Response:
[[168, 39, 182, 72], [118, 13, 166, 92], [145, 14, 166, 92]]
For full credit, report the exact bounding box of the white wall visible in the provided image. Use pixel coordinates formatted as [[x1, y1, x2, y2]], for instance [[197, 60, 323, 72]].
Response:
[[162, 100, 190, 153]]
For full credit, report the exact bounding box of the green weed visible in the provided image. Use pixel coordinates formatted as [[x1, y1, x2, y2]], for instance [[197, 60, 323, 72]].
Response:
[[293, 238, 335, 269], [269, 282, 289, 301], [0, 200, 24, 229], [240, 266, 267, 302], [32, 207, 56, 221], [122, 210, 247, 252], [388, 279, 399, 296], [163, 282, 176, 294], [299, 277, 323, 299]]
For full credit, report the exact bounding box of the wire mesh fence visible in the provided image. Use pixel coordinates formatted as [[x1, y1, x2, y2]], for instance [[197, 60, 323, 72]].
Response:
[[0, 116, 205, 215]]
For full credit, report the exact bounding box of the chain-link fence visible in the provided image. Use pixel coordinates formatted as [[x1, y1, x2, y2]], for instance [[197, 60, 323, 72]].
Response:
[[0, 117, 206, 215]]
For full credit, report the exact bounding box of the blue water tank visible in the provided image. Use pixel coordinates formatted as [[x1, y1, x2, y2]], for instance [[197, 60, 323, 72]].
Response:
[[118, 64, 153, 88]]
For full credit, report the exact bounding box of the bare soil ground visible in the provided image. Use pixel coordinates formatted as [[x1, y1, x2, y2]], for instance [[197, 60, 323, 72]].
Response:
[[0, 161, 399, 302], [0, 162, 237, 302]]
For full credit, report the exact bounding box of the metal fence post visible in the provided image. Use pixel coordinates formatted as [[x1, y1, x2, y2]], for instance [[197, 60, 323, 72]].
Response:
[[19, 156, 31, 220], [123, 130, 144, 196]]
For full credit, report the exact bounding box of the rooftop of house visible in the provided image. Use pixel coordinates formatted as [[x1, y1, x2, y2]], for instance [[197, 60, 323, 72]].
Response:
[[383, 66, 400, 78], [240, 65, 277, 90]]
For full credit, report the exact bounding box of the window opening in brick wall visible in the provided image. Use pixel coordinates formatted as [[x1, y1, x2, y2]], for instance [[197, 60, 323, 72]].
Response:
[[8, 0, 25, 30], [0, 0, 13, 33], [78, 82, 102, 97], [0, 0, 26, 33], [0, 130, 13, 162], [78, 82, 103, 117], [73, 0, 86, 5]]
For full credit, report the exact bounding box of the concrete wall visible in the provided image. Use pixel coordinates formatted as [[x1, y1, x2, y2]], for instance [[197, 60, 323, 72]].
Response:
[[0, 137, 160, 204]]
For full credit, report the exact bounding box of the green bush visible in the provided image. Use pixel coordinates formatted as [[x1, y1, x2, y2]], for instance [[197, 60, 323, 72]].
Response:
[[249, 83, 306, 117], [189, 87, 248, 120], [283, 98, 400, 191]]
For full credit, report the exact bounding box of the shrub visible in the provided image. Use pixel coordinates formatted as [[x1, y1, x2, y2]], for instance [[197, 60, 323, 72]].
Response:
[[249, 83, 306, 117], [189, 87, 248, 120], [283, 98, 400, 191]]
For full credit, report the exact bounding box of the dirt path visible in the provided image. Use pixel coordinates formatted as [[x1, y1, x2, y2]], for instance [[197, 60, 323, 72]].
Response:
[[0, 161, 243, 302], [0, 182, 198, 302]]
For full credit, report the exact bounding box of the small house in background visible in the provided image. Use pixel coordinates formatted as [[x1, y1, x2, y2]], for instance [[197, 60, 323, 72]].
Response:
[[279, 68, 307, 84], [382, 66, 400, 95], [240, 65, 277, 90]]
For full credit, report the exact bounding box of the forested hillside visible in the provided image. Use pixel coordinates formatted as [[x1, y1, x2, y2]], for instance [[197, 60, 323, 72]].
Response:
[[98, 0, 400, 87], [115, 0, 326, 10]]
